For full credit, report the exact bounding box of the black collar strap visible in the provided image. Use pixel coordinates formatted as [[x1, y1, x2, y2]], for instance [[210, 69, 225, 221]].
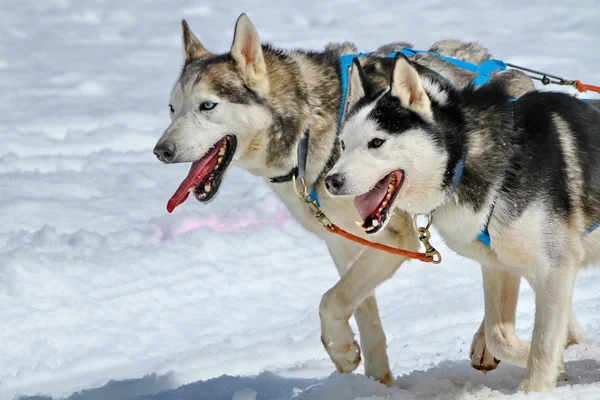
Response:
[[269, 129, 310, 183]]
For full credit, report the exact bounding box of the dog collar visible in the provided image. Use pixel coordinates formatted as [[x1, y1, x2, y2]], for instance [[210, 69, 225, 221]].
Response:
[[269, 129, 309, 184], [268, 129, 321, 207]]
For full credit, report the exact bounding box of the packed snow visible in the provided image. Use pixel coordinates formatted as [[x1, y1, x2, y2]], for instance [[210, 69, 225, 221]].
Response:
[[1, 1, 600, 399]]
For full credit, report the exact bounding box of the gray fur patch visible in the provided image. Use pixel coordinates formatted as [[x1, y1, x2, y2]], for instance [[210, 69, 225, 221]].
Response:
[[429, 40, 492, 64], [324, 41, 358, 56], [373, 42, 414, 56]]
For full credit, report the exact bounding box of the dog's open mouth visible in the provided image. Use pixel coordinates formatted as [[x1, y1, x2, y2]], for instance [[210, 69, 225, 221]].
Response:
[[166, 135, 237, 213], [353, 171, 404, 234]]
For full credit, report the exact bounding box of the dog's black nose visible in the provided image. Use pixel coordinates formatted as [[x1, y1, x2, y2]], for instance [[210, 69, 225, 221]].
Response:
[[153, 143, 176, 163], [325, 173, 345, 195]]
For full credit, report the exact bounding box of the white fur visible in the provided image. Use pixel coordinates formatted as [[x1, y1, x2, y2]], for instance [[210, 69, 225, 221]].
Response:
[[434, 194, 493, 244], [554, 114, 584, 229], [421, 76, 448, 105]]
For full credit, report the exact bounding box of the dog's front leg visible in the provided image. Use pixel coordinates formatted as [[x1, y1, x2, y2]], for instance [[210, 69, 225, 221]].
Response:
[[326, 236, 394, 385], [321, 239, 404, 386], [479, 263, 530, 369]]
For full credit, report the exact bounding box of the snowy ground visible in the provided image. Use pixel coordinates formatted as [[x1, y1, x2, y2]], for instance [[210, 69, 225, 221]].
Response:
[[1, 1, 600, 399]]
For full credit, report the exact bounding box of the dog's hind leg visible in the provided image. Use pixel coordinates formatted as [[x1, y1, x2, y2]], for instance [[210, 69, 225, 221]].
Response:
[[566, 312, 587, 347], [480, 263, 530, 368], [325, 237, 394, 386], [472, 263, 585, 373], [522, 251, 579, 393], [354, 294, 393, 386]]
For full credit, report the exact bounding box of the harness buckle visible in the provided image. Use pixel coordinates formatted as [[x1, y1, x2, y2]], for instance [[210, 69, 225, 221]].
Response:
[[293, 174, 333, 229], [292, 174, 309, 199], [413, 214, 442, 264]]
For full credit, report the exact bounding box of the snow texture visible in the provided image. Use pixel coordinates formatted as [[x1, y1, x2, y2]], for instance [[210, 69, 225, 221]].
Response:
[[1, 0, 600, 399]]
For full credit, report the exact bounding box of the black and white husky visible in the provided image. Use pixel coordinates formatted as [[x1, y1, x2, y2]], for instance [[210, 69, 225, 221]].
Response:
[[326, 53, 600, 392]]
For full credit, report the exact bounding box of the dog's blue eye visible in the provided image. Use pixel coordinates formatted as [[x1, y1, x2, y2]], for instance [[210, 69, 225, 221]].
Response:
[[368, 138, 385, 149], [200, 102, 217, 111]]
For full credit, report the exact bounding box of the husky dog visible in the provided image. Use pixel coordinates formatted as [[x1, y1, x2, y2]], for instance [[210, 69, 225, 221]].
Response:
[[153, 13, 538, 385], [326, 53, 600, 391]]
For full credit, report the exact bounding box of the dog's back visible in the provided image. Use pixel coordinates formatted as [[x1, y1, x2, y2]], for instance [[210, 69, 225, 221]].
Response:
[[506, 92, 600, 233]]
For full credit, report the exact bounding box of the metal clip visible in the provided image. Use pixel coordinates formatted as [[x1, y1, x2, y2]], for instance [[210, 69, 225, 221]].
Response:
[[292, 174, 308, 199], [292, 174, 333, 229], [413, 214, 442, 264]]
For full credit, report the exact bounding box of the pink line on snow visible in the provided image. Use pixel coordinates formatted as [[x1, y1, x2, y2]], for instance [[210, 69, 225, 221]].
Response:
[[171, 212, 291, 237]]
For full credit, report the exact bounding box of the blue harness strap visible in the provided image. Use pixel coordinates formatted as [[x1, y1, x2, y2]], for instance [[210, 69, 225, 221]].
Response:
[[337, 52, 374, 126], [337, 49, 507, 125], [399, 48, 479, 73], [476, 231, 492, 247], [472, 60, 507, 87], [309, 187, 320, 207]]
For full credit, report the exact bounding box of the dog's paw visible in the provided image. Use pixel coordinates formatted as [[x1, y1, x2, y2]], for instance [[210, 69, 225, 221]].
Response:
[[377, 372, 394, 387], [566, 328, 587, 348], [470, 332, 500, 374], [322, 337, 361, 374], [558, 355, 566, 374], [520, 378, 556, 393]]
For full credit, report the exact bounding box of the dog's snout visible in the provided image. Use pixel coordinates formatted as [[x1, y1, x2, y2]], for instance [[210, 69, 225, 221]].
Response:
[[325, 173, 345, 195], [153, 143, 176, 163]]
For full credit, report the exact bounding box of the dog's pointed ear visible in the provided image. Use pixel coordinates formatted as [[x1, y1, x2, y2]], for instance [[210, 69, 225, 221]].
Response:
[[230, 13, 269, 95], [390, 53, 432, 119], [182, 20, 212, 62], [348, 58, 367, 110]]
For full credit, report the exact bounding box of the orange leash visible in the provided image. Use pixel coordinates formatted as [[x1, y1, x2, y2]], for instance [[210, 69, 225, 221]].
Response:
[[575, 80, 600, 94], [325, 223, 438, 263], [291, 176, 442, 264]]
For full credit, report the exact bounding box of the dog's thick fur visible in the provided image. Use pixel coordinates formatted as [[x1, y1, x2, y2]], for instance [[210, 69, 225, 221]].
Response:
[[328, 53, 600, 391], [153, 13, 540, 385]]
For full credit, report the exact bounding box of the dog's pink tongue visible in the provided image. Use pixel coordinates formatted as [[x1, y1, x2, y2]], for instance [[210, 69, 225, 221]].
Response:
[[166, 145, 221, 213], [353, 174, 392, 221]]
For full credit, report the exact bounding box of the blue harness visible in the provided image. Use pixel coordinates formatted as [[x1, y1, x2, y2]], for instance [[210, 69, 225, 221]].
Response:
[[305, 48, 598, 247], [336, 49, 508, 125]]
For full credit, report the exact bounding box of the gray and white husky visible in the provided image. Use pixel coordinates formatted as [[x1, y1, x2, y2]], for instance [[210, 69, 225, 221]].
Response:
[[327, 52, 600, 392], [153, 13, 541, 385]]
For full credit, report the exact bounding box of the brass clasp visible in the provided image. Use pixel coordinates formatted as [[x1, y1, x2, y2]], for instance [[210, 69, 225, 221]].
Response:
[[413, 214, 442, 264], [292, 174, 333, 229]]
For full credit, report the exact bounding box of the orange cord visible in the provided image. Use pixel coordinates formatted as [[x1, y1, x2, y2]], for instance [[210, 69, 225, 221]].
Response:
[[325, 224, 435, 263], [575, 80, 600, 94]]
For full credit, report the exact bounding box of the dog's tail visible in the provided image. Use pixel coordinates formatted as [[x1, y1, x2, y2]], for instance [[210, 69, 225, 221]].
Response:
[[324, 41, 358, 57], [428, 40, 492, 64], [373, 42, 414, 57]]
